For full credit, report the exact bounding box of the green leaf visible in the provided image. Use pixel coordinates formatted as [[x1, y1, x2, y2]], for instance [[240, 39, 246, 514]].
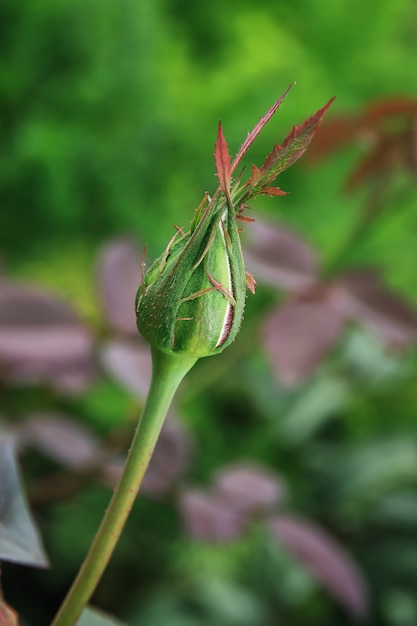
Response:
[[77, 607, 126, 626], [278, 375, 349, 443], [0, 439, 49, 568], [333, 438, 417, 516]]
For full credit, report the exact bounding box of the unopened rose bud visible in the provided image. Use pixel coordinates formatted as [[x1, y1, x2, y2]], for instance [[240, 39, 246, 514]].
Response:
[[136, 195, 246, 358], [136, 87, 333, 361]]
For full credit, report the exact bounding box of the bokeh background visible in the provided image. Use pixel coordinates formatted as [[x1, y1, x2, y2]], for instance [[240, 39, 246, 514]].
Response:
[[1, 0, 417, 625]]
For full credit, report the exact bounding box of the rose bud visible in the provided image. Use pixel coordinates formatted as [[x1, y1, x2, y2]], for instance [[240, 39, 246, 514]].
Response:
[[136, 87, 334, 361]]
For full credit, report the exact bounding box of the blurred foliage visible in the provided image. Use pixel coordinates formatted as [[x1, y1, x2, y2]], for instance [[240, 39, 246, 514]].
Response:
[[1, 0, 417, 625]]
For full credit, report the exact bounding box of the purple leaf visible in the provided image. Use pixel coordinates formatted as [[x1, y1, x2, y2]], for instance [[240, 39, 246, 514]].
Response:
[[243, 220, 319, 292], [213, 463, 286, 515], [6, 358, 96, 395], [141, 418, 192, 496], [267, 514, 368, 619], [103, 418, 192, 497], [0, 438, 49, 567], [179, 489, 245, 542], [0, 282, 94, 390], [44, 363, 97, 394], [100, 340, 152, 397], [263, 297, 345, 386], [330, 271, 417, 349], [97, 238, 141, 335], [21, 414, 100, 470]]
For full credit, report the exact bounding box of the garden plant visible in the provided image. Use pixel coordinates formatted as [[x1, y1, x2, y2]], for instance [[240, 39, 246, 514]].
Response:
[[1, 77, 417, 626]]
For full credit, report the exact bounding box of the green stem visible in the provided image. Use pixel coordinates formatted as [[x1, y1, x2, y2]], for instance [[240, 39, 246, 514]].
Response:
[[50, 348, 197, 626]]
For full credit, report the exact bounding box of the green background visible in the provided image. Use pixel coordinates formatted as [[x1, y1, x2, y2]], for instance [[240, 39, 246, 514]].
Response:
[[1, 1, 417, 625]]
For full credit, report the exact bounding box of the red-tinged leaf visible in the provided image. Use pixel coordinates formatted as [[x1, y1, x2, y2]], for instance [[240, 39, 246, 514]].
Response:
[[0, 600, 19, 626], [329, 271, 417, 349], [362, 96, 417, 128], [263, 298, 345, 386], [267, 514, 368, 619], [230, 83, 295, 175], [307, 97, 417, 186], [179, 489, 245, 542], [213, 463, 286, 515], [251, 163, 261, 180], [345, 130, 414, 190], [245, 271, 257, 295], [236, 214, 256, 223], [251, 97, 335, 192], [260, 187, 287, 197], [0, 439, 49, 567], [304, 116, 362, 162], [214, 122, 231, 195], [243, 219, 319, 292]]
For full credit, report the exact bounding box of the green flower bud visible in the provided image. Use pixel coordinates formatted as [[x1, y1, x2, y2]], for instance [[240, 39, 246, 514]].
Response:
[[136, 194, 246, 358], [135, 88, 333, 360]]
